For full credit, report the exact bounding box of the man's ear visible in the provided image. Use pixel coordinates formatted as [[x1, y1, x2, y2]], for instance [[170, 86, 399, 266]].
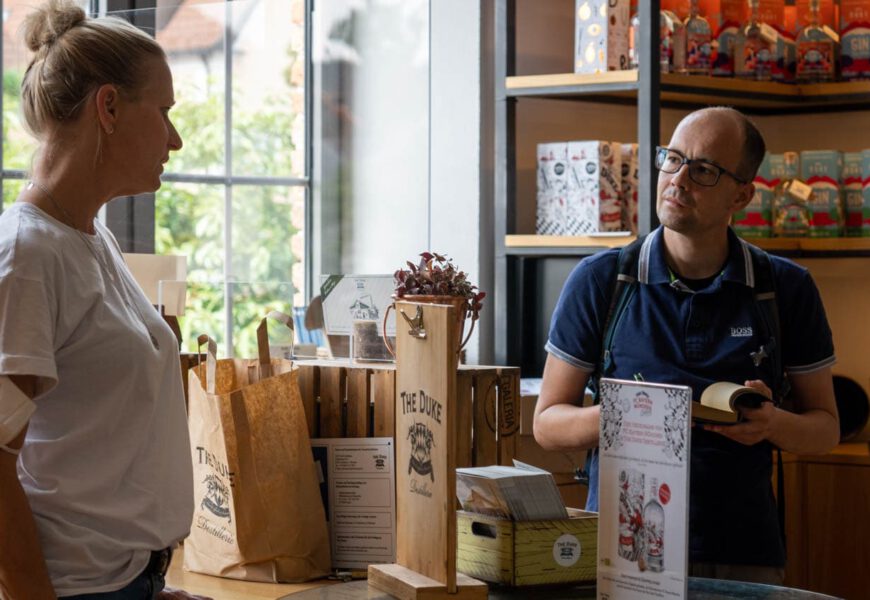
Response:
[[94, 84, 119, 135], [733, 181, 755, 212]]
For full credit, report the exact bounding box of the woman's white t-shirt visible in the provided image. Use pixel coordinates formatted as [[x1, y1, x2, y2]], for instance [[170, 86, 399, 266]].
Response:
[[0, 202, 193, 596]]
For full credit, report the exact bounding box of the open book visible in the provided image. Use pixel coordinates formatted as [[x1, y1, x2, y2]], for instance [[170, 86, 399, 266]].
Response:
[[692, 381, 771, 424]]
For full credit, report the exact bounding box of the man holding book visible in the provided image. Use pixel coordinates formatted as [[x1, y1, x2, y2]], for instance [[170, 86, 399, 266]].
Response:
[[534, 107, 840, 584]]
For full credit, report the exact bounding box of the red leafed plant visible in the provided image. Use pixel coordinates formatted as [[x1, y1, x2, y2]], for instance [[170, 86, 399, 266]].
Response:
[[393, 252, 486, 322]]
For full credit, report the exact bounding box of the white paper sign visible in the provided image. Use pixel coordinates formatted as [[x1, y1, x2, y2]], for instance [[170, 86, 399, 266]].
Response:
[[311, 437, 396, 570], [597, 378, 691, 600], [320, 275, 396, 337]]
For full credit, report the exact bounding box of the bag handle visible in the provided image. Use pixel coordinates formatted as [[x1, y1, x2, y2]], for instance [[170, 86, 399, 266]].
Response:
[[256, 310, 294, 380], [196, 334, 218, 394]]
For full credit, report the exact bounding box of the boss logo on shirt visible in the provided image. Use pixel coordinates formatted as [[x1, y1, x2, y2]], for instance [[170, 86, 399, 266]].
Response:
[[730, 326, 753, 337]]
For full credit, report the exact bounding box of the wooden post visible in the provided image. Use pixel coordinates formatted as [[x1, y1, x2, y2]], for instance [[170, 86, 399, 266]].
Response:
[[368, 301, 487, 600]]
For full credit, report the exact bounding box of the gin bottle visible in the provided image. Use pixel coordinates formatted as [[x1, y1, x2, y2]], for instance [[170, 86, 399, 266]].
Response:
[[644, 479, 665, 573], [796, 0, 839, 83], [733, 0, 774, 80], [683, 0, 713, 75], [660, 10, 687, 74]]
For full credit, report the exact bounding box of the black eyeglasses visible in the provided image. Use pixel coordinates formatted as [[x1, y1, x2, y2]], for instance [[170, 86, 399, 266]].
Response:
[[655, 146, 749, 187]]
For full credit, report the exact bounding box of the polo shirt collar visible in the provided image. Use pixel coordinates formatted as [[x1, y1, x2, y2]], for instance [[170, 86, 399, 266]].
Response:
[[637, 226, 755, 288]]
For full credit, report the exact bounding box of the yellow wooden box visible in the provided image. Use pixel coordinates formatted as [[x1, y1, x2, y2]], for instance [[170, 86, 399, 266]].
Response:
[[456, 508, 597, 587]]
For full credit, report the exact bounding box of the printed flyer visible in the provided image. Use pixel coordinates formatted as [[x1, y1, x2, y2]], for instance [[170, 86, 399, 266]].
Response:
[[596, 378, 691, 600]]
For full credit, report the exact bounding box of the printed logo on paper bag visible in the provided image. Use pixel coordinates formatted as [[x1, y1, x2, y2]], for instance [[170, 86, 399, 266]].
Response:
[[194, 445, 236, 545], [553, 533, 582, 567], [201, 474, 231, 521]]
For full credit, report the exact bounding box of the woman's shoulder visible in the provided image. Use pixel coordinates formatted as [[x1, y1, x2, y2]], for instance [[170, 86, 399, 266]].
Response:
[[0, 203, 68, 278]]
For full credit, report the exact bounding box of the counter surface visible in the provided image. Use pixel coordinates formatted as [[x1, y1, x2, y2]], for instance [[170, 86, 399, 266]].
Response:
[[167, 547, 841, 600]]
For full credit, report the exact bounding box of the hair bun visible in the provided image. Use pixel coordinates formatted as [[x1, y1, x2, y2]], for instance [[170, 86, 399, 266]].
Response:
[[22, 0, 86, 53]]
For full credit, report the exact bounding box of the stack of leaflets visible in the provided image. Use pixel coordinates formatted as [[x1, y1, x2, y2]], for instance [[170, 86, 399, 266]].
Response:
[[455, 461, 568, 521]]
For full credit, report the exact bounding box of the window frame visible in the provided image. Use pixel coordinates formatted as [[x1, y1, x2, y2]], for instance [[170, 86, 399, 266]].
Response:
[[1, 0, 313, 354]]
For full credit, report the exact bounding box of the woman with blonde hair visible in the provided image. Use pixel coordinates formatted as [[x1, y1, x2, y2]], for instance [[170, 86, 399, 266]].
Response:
[[0, 1, 206, 598]]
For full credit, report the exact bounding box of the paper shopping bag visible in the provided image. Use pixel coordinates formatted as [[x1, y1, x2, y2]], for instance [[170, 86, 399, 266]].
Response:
[[183, 311, 331, 582]]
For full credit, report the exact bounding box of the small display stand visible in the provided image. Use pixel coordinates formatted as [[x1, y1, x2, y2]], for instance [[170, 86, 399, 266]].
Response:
[[368, 301, 487, 600]]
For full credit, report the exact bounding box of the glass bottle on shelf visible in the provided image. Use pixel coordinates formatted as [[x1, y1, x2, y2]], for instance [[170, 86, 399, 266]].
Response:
[[773, 178, 813, 237], [660, 10, 687, 74], [629, 10, 640, 70], [644, 478, 665, 573], [733, 0, 775, 81], [796, 0, 839, 83], [683, 0, 713, 75]]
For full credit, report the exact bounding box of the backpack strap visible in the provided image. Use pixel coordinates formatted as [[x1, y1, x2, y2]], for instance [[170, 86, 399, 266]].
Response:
[[594, 235, 647, 397], [576, 235, 646, 487], [745, 242, 789, 549]]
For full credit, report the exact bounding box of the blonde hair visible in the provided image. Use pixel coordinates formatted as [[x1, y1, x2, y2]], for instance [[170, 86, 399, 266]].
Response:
[[20, 0, 165, 138]]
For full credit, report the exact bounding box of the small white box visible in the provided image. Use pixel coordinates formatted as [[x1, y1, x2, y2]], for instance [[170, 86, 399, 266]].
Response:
[[574, 0, 630, 74]]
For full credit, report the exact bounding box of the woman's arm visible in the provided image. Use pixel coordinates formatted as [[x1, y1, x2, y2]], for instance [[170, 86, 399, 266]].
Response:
[[0, 375, 56, 600]]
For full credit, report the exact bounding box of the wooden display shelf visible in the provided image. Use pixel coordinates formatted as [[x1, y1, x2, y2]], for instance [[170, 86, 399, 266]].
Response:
[[506, 71, 870, 111], [745, 237, 870, 253], [502, 235, 870, 257], [505, 234, 636, 253]]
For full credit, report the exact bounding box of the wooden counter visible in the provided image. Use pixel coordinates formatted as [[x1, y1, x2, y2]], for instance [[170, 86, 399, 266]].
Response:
[[165, 547, 333, 600]]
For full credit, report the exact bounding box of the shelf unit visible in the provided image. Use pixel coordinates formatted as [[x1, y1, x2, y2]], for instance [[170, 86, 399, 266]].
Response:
[[493, 0, 870, 375]]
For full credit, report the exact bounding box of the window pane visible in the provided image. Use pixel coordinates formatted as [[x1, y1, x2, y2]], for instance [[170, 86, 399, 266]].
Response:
[[155, 1, 227, 176], [155, 180, 225, 354], [231, 0, 305, 178], [231, 185, 305, 305], [313, 0, 429, 274]]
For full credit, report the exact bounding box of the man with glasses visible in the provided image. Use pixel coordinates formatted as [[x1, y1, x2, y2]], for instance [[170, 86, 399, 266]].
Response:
[[534, 107, 839, 584]]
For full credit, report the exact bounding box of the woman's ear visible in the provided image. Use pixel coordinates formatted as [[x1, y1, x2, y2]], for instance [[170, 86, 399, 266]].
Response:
[[94, 84, 119, 135]]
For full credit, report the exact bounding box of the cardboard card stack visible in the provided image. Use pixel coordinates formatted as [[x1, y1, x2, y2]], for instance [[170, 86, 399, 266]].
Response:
[[456, 464, 568, 522]]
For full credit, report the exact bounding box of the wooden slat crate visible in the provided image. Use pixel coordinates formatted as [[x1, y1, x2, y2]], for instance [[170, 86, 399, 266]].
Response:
[[456, 508, 598, 586], [293, 359, 520, 467]]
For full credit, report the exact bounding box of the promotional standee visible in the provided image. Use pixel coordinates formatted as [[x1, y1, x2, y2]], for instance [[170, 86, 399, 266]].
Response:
[[596, 378, 692, 600], [368, 301, 487, 600]]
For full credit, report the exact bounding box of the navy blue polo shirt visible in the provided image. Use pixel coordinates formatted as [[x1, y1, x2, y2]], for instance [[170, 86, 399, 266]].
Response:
[[546, 226, 835, 567]]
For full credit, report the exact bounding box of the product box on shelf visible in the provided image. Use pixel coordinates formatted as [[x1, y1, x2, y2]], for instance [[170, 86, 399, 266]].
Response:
[[843, 152, 870, 236], [710, 0, 748, 76], [574, 0, 630, 74], [536, 141, 623, 236], [840, 0, 870, 81], [860, 150, 870, 235], [456, 508, 598, 587], [620, 143, 639, 235], [801, 150, 844, 237], [734, 152, 798, 238], [795, 0, 837, 33]]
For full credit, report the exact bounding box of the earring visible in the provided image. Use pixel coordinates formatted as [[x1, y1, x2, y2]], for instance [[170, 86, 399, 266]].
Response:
[[106, 126, 114, 135]]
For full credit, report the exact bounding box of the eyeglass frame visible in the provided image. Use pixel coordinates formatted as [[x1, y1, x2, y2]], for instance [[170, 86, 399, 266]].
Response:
[[654, 146, 750, 187]]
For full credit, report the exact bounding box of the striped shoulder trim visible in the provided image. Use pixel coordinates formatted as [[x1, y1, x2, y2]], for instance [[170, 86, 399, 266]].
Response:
[[637, 233, 655, 284], [544, 341, 596, 372], [738, 238, 756, 288], [785, 355, 837, 375]]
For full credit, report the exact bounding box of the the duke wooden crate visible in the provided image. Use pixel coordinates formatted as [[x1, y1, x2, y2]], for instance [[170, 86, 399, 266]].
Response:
[[456, 508, 597, 586]]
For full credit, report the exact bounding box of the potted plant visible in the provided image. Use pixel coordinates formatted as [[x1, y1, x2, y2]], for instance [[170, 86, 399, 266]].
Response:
[[382, 252, 485, 357]]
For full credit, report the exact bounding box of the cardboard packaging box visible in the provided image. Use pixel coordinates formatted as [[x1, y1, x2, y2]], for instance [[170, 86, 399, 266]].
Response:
[[840, 0, 870, 81], [843, 152, 870, 237], [620, 143, 639, 235], [859, 149, 870, 235], [735, 152, 798, 238], [456, 509, 598, 587], [536, 141, 623, 235], [801, 150, 844, 237], [574, 0, 630, 73]]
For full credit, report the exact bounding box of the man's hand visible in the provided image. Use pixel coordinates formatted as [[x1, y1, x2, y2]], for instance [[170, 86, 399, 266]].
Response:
[[158, 587, 213, 600], [703, 379, 775, 446]]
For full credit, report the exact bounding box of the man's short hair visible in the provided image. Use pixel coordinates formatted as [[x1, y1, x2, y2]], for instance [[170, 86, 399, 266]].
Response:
[[699, 107, 766, 182]]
